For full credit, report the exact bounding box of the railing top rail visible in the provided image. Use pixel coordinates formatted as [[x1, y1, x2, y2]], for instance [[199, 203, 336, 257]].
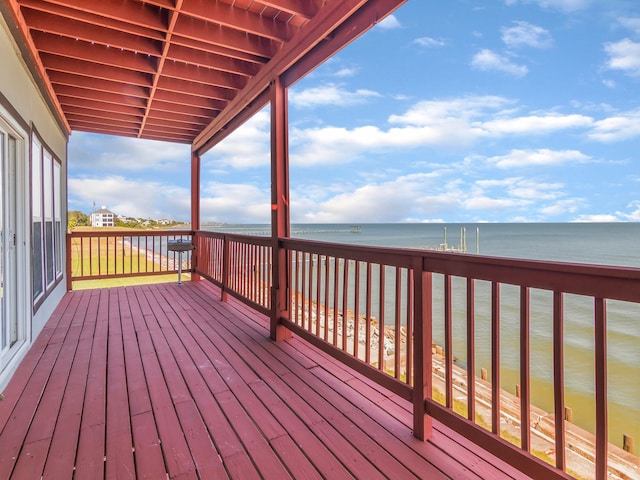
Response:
[[282, 237, 640, 302], [68, 229, 194, 238], [195, 230, 272, 247]]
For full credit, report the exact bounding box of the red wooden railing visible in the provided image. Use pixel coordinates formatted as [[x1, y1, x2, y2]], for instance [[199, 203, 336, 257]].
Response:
[[194, 230, 272, 316], [66, 230, 193, 290], [67, 229, 640, 479]]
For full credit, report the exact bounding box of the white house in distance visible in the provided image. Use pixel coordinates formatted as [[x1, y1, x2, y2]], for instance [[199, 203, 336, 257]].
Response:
[[90, 206, 115, 228]]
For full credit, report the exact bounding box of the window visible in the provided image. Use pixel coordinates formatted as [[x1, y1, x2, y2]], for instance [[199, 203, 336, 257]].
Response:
[[31, 135, 62, 307]]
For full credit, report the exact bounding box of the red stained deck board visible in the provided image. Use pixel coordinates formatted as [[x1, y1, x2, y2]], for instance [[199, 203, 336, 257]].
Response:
[[131, 411, 168, 479], [0, 282, 532, 480], [41, 338, 93, 478], [105, 322, 136, 478], [174, 400, 228, 479], [269, 433, 324, 480], [215, 388, 291, 479]]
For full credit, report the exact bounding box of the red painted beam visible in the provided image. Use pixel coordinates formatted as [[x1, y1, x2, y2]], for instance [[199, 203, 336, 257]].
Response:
[[172, 16, 278, 59], [161, 61, 247, 90], [54, 85, 147, 109], [32, 31, 158, 73], [194, 0, 406, 154], [167, 43, 260, 77], [22, 7, 162, 56], [155, 77, 236, 102], [18, 0, 167, 39], [42, 53, 153, 87], [48, 71, 149, 99], [181, 0, 294, 42]]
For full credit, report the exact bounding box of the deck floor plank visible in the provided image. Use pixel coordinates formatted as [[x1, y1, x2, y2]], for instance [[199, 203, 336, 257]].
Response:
[[0, 282, 532, 480]]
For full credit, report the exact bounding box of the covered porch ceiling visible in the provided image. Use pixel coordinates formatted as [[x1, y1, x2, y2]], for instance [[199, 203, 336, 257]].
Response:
[[3, 0, 406, 153]]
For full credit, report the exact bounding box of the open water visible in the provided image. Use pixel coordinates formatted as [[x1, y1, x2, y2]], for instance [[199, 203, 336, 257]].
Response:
[[208, 222, 640, 451]]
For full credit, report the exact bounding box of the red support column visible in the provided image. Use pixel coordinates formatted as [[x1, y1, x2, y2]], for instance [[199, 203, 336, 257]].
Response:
[[270, 76, 291, 341], [190, 150, 201, 281], [413, 257, 432, 441]]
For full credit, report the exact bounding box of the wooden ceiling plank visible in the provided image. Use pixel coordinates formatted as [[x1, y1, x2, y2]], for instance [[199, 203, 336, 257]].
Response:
[[257, 0, 321, 19], [19, 0, 166, 40], [142, 119, 201, 134], [148, 99, 219, 119], [32, 31, 157, 73], [173, 15, 278, 59], [53, 84, 147, 109], [22, 7, 162, 56], [155, 76, 236, 102], [171, 33, 268, 65], [180, 0, 293, 42], [149, 100, 220, 122], [167, 43, 260, 77], [161, 61, 247, 90], [47, 71, 148, 99], [66, 114, 141, 130], [152, 90, 227, 112], [57, 95, 145, 116], [64, 104, 142, 123], [22, 0, 168, 31], [42, 53, 153, 87]]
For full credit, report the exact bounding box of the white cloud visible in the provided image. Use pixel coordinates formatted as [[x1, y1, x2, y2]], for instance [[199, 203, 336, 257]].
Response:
[[377, 14, 401, 30], [200, 182, 270, 223], [482, 113, 593, 134], [502, 21, 553, 49], [589, 110, 640, 141], [573, 214, 620, 222], [293, 172, 459, 223], [604, 39, 640, 77], [69, 176, 191, 220], [486, 149, 590, 168], [290, 84, 381, 108], [334, 67, 358, 78], [618, 17, 640, 35], [504, 0, 592, 12], [201, 110, 270, 169], [471, 49, 528, 77], [413, 37, 446, 48], [69, 132, 190, 172]]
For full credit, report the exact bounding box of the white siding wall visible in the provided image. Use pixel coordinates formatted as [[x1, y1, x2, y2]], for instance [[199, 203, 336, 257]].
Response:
[[0, 15, 68, 389]]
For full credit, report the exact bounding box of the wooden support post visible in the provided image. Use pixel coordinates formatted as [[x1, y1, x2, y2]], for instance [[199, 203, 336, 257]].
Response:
[[270, 76, 291, 342], [66, 233, 72, 291], [515, 384, 521, 399], [412, 258, 432, 441], [190, 150, 201, 281], [481, 368, 488, 381]]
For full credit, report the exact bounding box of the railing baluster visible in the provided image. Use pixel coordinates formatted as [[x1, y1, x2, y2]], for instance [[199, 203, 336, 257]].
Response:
[[378, 264, 385, 372], [365, 262, 372, 365], [467, 277, 475, 422], [406, 268, 414, 386], [553, 291, 566, 471], [444, 274, 453, 408], [594, 297, 608, 480], [395, 267, 402, 380], [316, 254, 322, 338], [354, 261, 361, 360], [491, 281, 500, 434], [324, 255, 330, 343], [333, 257, 339, 347], [520, 286, 531, 452], [342, 259, 349, 351], [301, 251, 307, 329]]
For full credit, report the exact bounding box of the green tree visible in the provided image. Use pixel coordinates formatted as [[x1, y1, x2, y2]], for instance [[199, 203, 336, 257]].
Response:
[[68, 210, 90, 230]]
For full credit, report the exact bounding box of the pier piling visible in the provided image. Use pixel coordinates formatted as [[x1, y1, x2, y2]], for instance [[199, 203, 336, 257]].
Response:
[[623, 434, 634, 455]]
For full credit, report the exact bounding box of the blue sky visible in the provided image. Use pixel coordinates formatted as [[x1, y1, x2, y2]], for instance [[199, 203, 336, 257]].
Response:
[[68, 0, 640, 224]]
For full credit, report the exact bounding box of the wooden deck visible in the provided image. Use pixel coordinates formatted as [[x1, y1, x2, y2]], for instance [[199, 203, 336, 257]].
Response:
[[0, 281, 531, 479]]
